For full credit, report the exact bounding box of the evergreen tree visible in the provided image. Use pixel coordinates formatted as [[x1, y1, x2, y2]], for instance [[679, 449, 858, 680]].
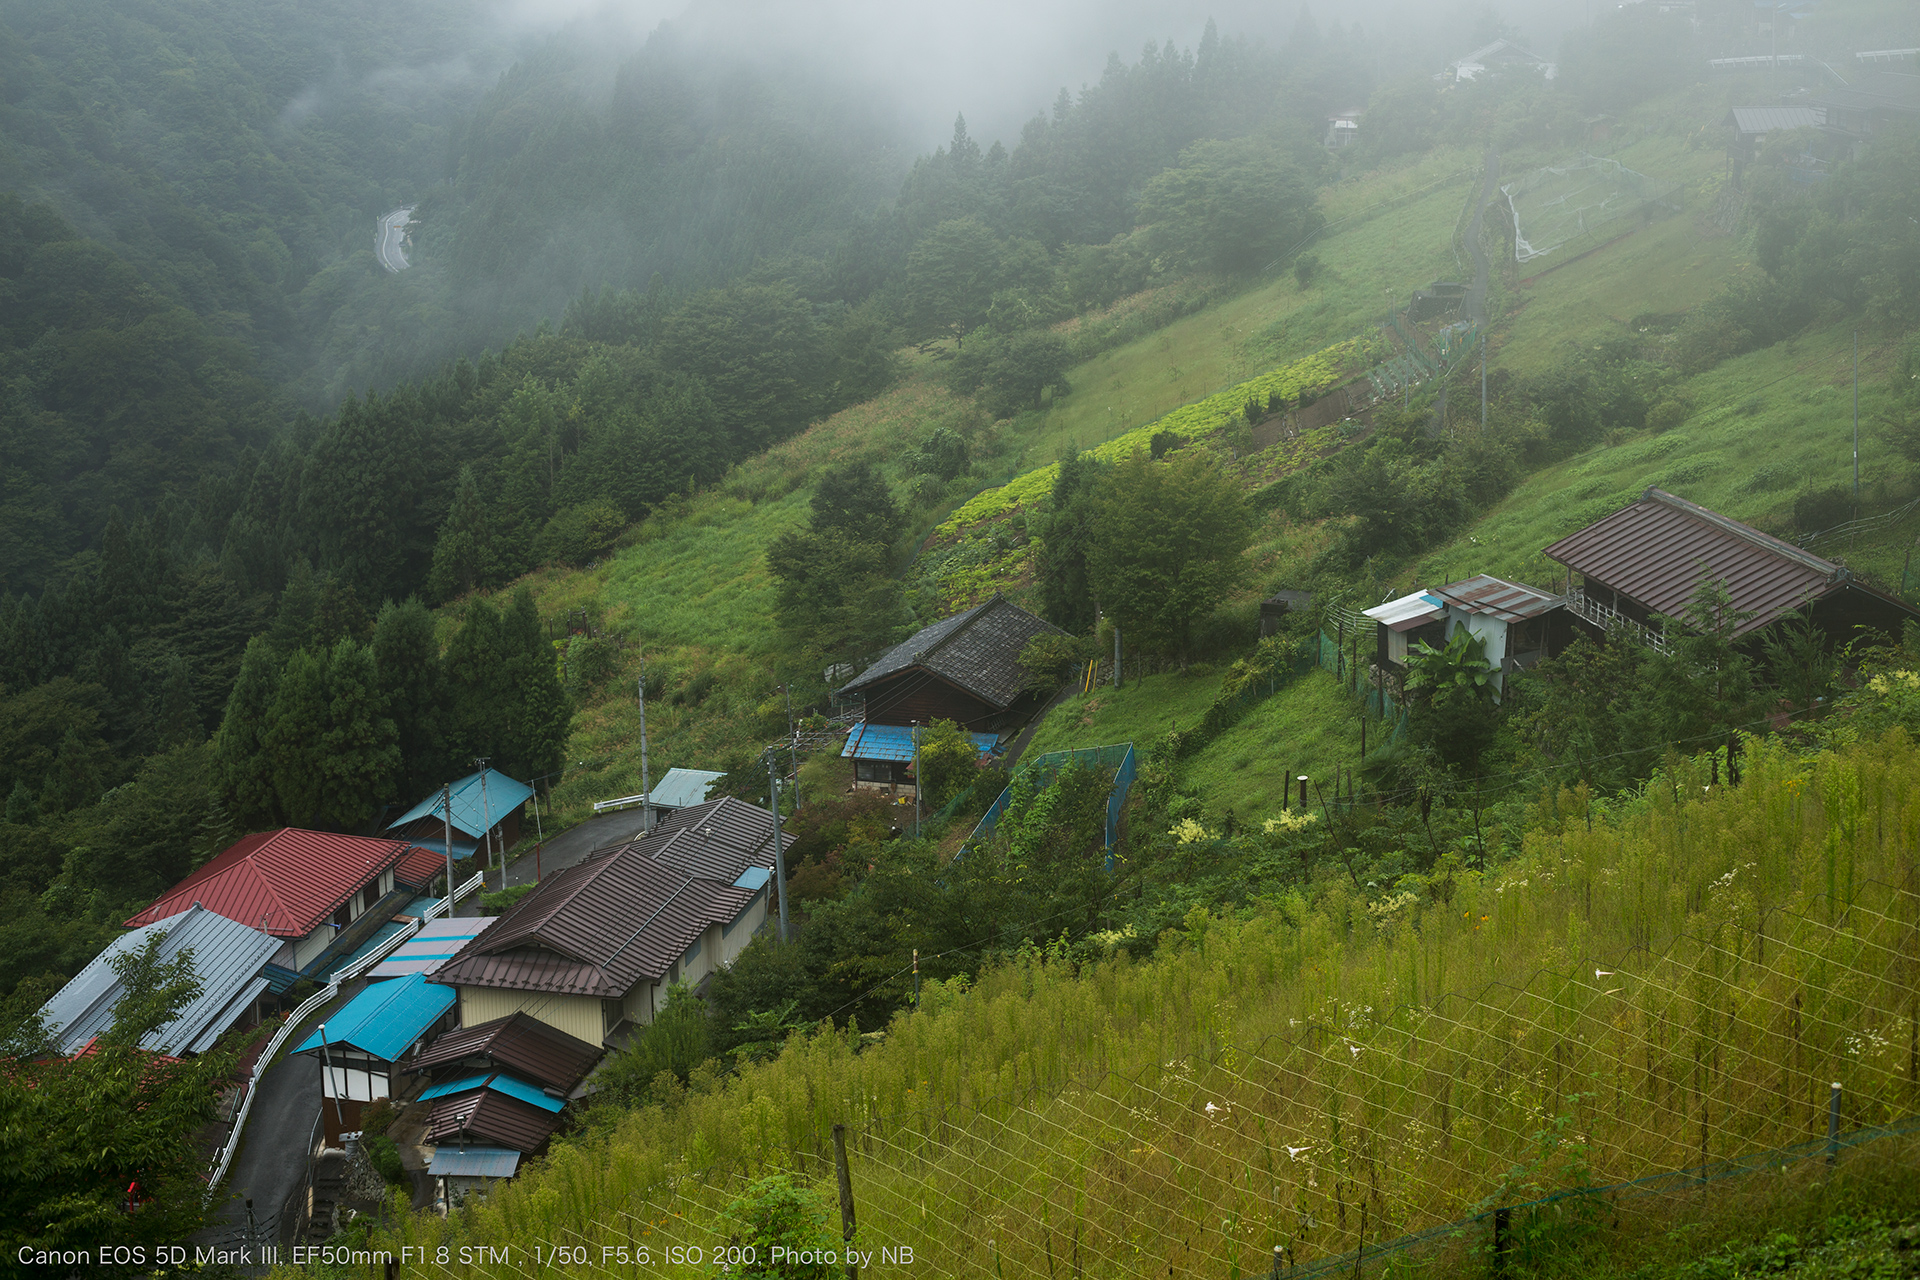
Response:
[[373, 598, 448, 798], [1035, 452, 1105, 633], [261, 647, 329, 826], [498, 588, 569, 784], [428, 465, 493, 604], [212, 636, 283, 830], [316, 638, 400, 831], [301, 395, 411, 603], [153, 651, 200, 748], [809, 463, 906, 546], [445, 596, 511, 774], [268, 557, 320, 655]]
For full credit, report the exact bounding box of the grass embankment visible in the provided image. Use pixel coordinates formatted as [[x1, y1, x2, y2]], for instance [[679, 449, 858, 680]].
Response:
[[1022, 670, 1226, 759], [337, 731, 1920, 1277], [1404, 322, 1918, 599]]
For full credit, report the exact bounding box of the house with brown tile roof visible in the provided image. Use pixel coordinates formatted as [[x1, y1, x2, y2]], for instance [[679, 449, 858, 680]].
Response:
[[429, 797, 780, 1046]]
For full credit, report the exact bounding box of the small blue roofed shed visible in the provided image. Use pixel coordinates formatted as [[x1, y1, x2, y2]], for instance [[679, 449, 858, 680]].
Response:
[[387, 770, 535, 856], [843, 721, 999, 794], [842, 723, 998, 763], [296, 972, 456, 1062]]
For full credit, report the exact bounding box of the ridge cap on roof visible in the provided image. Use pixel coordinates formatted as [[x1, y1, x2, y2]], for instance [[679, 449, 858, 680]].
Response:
[[1641, 487, 1840, 580], [914, 593, 1001, 663]]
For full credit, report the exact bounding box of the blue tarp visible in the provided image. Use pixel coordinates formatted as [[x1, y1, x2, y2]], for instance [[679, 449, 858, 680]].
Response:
[[841, 722, 998, 763], [387, 771, 535, 841], [293, 972, 456, 1062]]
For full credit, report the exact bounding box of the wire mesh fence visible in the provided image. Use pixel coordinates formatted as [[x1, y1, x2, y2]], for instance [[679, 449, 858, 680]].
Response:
[[355, 737, 1920, 1280]]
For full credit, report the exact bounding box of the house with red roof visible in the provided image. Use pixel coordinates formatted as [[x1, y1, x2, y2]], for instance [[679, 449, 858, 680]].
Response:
[[127, 829, 447, 977]]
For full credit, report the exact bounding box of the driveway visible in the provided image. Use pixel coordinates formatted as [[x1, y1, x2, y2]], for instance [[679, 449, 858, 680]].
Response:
[[500, 807, 655, 889], [198, 1052, 319, 1249]]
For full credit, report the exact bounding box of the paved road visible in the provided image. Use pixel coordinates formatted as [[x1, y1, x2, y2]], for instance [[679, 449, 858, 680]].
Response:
[[199, 1052, 319, 1248], [377, 207, 415, 273], [451, 807, 657, 913]]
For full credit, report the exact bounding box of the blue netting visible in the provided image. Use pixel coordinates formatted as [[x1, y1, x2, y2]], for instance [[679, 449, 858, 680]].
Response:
[[967, 743, 1138, 864]]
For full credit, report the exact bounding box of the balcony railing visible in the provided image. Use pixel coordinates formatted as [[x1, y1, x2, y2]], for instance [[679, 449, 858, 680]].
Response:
[[1565, 587, 1671, 653]]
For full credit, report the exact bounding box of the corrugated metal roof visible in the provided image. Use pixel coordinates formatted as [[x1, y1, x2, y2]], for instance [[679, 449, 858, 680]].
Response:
[[293, 973, 456, 1062], [409, 1012, 603, 1092], [39, 905, 281, 1057], [430, 845, 754, 999], [419, 1071, 565, 1113], [127, 829, 419, 938], [188, 977, 270, 1055], [387, 771, 534, 840], [1542, 488, 1843, 636], [425, 1088, 562, 1152], [1811, 71, 1920, 113], [1363, 591, 1447, 632], [427, 1146, 521, 1179], [1726, 106, 1824, 133], [841, 722, 999, 763], [733, 866, 772, 892], [393, 844, 460, 887], [643, 797, 781, 884], [838, 594, 1065, 712], [649, 768, 724, 810], [369, 917, 496, 979], [1430, 575, 1564, 623]]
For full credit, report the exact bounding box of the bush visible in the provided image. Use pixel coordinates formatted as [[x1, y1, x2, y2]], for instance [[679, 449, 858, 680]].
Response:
[[480, 883, 537, 914], [539, 500, 626, 567], [1793, 485, 1853, 534], [565, 634, 622, 700], [1294, 252, 1320, 288], [363, 1133, 406, 1186], [1018, 632, 1091, 695]]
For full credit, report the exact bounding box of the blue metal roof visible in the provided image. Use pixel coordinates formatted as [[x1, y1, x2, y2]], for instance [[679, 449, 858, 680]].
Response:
[[841, 722, 998, 763], [733, 865, 772, 891], [293, 972, 456, 1062], [650, 768, 724, 810], [428, 1146, 521, 1178], [39, 905, 281, 1057], [418, 1070, 565, 1114], [387, 771, 535, 841]]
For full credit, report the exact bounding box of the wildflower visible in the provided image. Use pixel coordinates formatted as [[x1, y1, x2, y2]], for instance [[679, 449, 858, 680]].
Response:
[[1263, 810, 1319, 835], [1169, 818, 1212, 844]]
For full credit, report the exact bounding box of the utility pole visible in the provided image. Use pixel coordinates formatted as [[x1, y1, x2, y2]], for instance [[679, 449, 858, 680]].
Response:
[[1113, 624, 1122, 689], [1481, 331, 1488, 428], [1853, 329, 1861, 512], [783, 683, 798, 811], [637, 651, 652, 832], [441, 782, 454, 915], [911, 720, 922, 838], [317, 1024, 345, 1136], [768, 758, 790, 943], [474, 759, 496, 891]]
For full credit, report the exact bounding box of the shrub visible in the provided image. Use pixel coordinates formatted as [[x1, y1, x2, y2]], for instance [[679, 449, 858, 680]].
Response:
[[538, 500, 626, 567], [1293, 252, 1320, 288], [364, 1133, 406, 1186], [480, 883, 537, 914], [1793, 485, 1853, 534]]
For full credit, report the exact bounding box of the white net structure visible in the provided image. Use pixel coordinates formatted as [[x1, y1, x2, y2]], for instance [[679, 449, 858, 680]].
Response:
[[1501, 153, 1682, 264]]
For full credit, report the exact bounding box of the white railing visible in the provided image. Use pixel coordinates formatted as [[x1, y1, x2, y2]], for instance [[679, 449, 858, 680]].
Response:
[[593, 792, 649, 814], [204, 870, 484, 1197], [1565, 588, 1671, 653]]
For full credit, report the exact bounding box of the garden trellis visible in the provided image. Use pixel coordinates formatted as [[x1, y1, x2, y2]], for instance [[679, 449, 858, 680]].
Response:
[[341, 735, 1920, 1278]]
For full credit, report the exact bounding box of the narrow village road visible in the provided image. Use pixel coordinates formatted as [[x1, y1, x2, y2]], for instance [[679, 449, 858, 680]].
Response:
[[197, 1052, 320, 1250], [377, 207, 414, 273]]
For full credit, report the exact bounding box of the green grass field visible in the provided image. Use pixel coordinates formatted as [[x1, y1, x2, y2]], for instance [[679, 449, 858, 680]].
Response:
[[1182, 670, 1364, 825], [1022, 670, 1225, 758]]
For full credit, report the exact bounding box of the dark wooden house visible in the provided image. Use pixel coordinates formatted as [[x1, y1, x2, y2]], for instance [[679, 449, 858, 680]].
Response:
[[1542, 488, 1920, 647], [837, 594, 1064, 731]]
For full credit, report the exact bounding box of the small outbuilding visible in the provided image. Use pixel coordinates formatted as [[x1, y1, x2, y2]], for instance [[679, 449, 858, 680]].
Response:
[[1364, 574, 1571, 697], [837, 594, 1065, 731], [387, 769, 535, 862]]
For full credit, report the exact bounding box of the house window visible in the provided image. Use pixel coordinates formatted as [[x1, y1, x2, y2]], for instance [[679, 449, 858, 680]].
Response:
[[333, 901, 353, 929], [854, 760, 902, 784]]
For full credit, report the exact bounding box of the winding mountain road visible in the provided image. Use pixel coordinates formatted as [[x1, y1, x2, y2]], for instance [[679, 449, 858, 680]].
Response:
[[377, 207, 415, 273]]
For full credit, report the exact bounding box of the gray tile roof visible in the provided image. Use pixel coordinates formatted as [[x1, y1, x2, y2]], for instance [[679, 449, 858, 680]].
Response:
[[39, 905, 281, 1057], [837, 594, 1065, 711]]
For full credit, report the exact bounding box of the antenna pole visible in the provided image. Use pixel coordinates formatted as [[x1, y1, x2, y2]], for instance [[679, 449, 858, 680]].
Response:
[[442, 782, 454, 915], [1853, 329, 1861, 512], [474, 759, 496, 891], [637, 651, 652, 831]]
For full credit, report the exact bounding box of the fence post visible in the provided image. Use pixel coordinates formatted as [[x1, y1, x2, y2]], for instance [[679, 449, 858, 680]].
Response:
[[1827, 1082, 1842, 1165], [833, 1123, 858, 1278], [1492, 1206, 1511, 1276]]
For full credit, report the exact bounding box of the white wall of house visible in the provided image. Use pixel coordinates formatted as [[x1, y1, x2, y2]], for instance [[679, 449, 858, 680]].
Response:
[[720, 890, 767, 966]]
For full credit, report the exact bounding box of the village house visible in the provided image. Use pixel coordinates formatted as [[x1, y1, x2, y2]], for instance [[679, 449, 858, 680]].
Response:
[[428, 796, 782, 1047], [1364, 574, 1573, 698], [293, 972, 459, 1143], [836, 593, 1060, 793], [1543, 487, 1920, 648], [38, 904, 287, 1057], [126, 829, 448, 979], [386, 768, 535, 864]]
